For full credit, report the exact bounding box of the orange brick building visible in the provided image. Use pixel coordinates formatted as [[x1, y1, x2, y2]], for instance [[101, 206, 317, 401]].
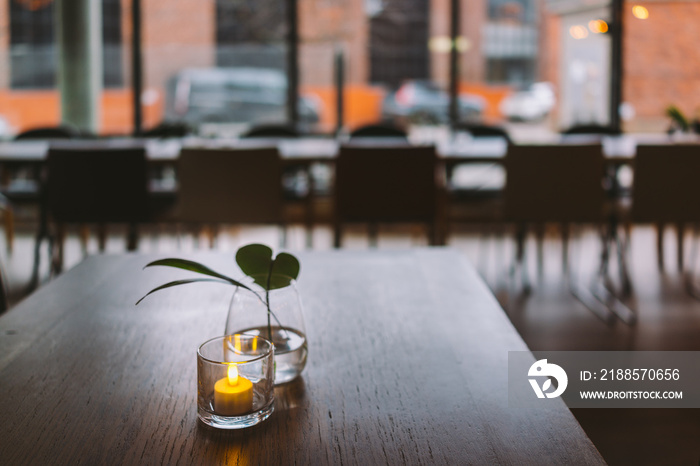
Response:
[[0, 0, 694, 134], [543, 0, 700, 131]]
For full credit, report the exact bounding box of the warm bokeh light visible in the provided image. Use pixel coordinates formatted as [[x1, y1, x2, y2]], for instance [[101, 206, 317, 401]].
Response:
[[588, 19, 609, 34], [227, 363, 239, 385], [569, 25, 589, 40], [429, 36, 471, 54], [455, 37, 472, 53], [632, 5, 649, 19], [428, 36, 452, 53]]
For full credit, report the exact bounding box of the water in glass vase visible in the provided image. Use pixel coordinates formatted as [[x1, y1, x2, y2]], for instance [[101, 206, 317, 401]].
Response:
[[239, 326, 307, 384]]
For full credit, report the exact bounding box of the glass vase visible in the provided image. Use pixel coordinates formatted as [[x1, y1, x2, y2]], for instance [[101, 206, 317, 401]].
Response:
[[225, 275, 307, 385]]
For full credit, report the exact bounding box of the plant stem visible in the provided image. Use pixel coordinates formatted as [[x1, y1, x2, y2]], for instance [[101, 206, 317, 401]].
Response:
[[266, 270, 273, 342]]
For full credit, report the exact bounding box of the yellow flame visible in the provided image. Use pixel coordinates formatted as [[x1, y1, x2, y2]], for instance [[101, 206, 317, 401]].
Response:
[[227, 363, 239, 385], [632, 5, 649, 19]]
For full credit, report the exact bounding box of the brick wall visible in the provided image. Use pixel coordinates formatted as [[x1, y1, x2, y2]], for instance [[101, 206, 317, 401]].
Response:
[[625, 1, 700, 131], [141, 0, 216, 90], [299, 0, 367, 85]]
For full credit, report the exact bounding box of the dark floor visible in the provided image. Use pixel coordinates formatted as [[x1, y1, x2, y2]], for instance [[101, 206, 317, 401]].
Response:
[[3, 222, 699, 465]]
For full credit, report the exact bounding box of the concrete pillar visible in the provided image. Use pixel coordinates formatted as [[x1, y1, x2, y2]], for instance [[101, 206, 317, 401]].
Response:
[[56, 0, 102, 134]]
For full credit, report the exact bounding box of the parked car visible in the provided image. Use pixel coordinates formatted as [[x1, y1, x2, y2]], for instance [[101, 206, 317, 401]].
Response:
[[164, 67, 320, 131], [499, 82, 555, 122], [382, 80, 485, 125]]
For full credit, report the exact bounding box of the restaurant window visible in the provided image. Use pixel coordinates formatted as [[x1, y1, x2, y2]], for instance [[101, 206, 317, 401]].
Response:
[[9, 0, 124, 89], [299, 0, 451, 139], [483, 0, 538, 87], [368, 0, 430, 88], [154, 0, 288, 135], [9, 0, 56, 89]]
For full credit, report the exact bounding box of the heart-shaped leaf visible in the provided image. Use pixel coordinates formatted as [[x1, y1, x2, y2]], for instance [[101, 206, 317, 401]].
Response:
[[268, 252, 300, 289], [236, 244, 274, 278], [235, 244, 300, 290]]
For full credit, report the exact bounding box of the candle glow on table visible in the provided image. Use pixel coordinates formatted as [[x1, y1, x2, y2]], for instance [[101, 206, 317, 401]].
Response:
[[214, 363, 254, 416]]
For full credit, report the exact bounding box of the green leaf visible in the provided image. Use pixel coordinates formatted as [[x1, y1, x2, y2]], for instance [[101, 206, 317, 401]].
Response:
[[143, 258, 250, 289], [136, 278, 232, 305], [235, 244, 273, 280], [268, 252, 300, 290], [235, 244, 300, 290]]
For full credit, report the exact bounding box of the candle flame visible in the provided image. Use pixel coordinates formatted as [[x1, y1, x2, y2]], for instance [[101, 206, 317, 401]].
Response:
[[227, 363, 239, 385]]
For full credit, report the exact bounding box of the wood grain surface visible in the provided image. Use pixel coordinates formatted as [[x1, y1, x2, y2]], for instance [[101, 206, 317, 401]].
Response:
[[0, 249, 605, 465]]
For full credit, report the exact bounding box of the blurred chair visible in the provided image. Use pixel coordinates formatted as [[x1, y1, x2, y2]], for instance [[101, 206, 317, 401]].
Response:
[[3, 126, 83, 255], [240, 124, 300, 139], [15, 125, 82, 140], [176, 147, 303, 247], [631, 144, 700, 275], [504, 143, 633, 323], [141, 122, 190, 138], [454, 122, 512, 143], [443, 123, 509, 240], [334, 145, 440, 247], [240, 124, 307, 200], [561, 124, 619, 136], [349, 123, 408, 140], [46, 145, 150, 274]]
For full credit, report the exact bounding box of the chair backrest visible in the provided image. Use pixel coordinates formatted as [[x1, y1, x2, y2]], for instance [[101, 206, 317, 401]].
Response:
[[455, 123, 512, 143], [632, 144, 700, 223], [177, 147, 283, 223], [16, 125, 81, 140], [240, 124, 300, 139], [561, 124, 619, 135], [47, 145, 150, 223], [349, 123, 408, 140], [504, 144, 605, 223], [141, 122, 189, 138], [335, 145, 437, 223]]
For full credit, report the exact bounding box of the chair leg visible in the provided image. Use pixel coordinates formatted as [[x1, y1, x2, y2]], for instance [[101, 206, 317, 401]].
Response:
[[97, 223, 107, 252], [4, 206, 14, 255], [535, 223, 544, 278], [333, 221, 342, 249], [79, 224, 90, 255], [656, 222, 665, 271], [127, 223, 139, 251], [51, 223, 66, 276], [511, 224, 530, 292], [561, 223, 570, 274], [677, 222, 685, 272], [206, 224, 218, 249], [368, 223, 379, 248]]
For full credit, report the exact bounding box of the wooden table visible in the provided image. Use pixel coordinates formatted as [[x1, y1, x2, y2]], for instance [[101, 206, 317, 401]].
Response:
[[0, 249, 605, 464]]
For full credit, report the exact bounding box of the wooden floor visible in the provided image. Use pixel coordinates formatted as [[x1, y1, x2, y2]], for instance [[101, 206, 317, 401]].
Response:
[[2, 222, 699, 465]]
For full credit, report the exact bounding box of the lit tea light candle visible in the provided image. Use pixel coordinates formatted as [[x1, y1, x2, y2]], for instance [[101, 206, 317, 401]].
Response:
[[214, 363, 253, 416]]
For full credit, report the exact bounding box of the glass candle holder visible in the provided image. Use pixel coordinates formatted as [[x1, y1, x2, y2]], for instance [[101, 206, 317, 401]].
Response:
[[197, 334, 274, 429]]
